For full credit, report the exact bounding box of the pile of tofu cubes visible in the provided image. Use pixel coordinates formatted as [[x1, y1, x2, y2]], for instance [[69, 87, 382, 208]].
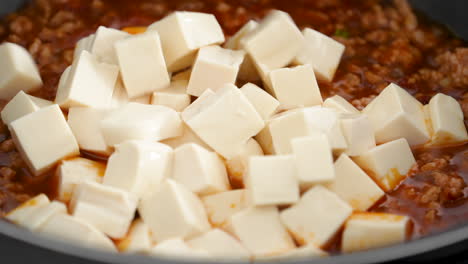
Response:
[[1, 9, 467, 261]]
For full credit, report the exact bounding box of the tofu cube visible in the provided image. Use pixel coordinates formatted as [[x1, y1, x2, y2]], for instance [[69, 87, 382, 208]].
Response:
[[294, 28, 345, 82], [240, 83, 279, 120], [426, 93, 468, 145], [172, 69, 192, 81], [103, 140, 173, 198], [225, 138, 264, 187], [172, 143, 229, 195], [115, 31, 170, 99], [85, 26, 130, 64], [161, 122, 213, 151], [9, 104, 80, 176], [342, 213, 409, 253], [148, 12, 225, 72], [326, 154, 384, 211], [280, 185, 352, 247], [245, 155, 299, 206], [0, 42, 43, 100], [6, 194, 50, 226], [139, 179, 211, 242], [150, 238, 208, 258], [340, 114, 376, 157], [259, 244, 328, 260], [291, 134, 335, 191], [117, 219, 153, 254], [101, 103, 183, 146], [362, 83, 430, 146], [56, 157, 105, 202], [151, 80, 191, 112], [201, 189, 249, 227], [354, 138, 416, 192], [74, 34, 96, 60], [225, 206, 296, 257], [186, 45, 245, 96], [70, 181, 138, 239], [182, 84, 264, 159], [323, 95, 359, 114], [110, 77, 152, 107], [1, 91, 52, 125], [187, 229, 251, 259]]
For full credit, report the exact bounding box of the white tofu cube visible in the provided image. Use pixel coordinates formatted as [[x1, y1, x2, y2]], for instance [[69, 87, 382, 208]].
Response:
[[101, 103, 183, 146], [362, 83, 430, 146], [74, 34, 96, 60], [161, 122, 212, 151], [0, 42, 42, 100], [117, 219, 153, 254], [341, 213, 409, 253], [172, 69, 192, 81], [150, 238, 208, 258], [1, 91, 52, 125], [326, 154, 384, 211], [67, 107, 112, 155], [139, 179, 211, 242], [426, 93, 468, 145], [182, 84, 264, 159], [354, 138, 416, 192], [240, 83, 279, 120], [104, 140, 173, 198], [188, 229, 251, 259], [115, 31, 170, 99], [294, 28, 345, 82], [225, 138, 264, 187], [9, 104, 79, 176], [323, 95, 359, 114], [186, 45, 245, 96], [6, 194, 50, 227], [340, 114, 376, 157], [148, 12, 225, 72], [259, 244, 328, 260], [280, 185, 352, 247], [70, 181, 138, 239], [110, 77, 152, 107], [291, 134, 335, 191], [151, 80, 191, 112], [86, 26, 129, 64], [201, 189, 248, 227], [225, 206, 295, 257], [56, 157, 105, 202]]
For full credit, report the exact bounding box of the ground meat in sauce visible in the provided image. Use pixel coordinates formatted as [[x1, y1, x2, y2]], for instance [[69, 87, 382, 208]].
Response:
[[0, 0, 466, 248]]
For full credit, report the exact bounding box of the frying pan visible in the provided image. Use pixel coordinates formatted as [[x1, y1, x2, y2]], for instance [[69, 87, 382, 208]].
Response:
[[1, 0, 468, 263]]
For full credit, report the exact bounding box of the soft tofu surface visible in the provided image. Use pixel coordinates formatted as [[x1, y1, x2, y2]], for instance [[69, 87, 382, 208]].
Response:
[[240, 83, 279, 120], [225, 138, 264, 187], [171, 68, 192, 81], [74, 34, 96, 60], [188, 229, 251, 259], [280, 185, 352, 247], [101, 103, 183, 146], [260, 244, 328, 260], [294, 28, 345, 82], [139, 179, 211, 242], [8, 201, 66, 231], [9, 104, 80, 176], [201, 189, 249, 227], [88, 26, 129, 64], [150, 238, 209, 258], [0, 42, 43, 100], [340, 114, 376, 157], [187, 45, 245, 96], [6, 194, 50, 226], [354, 138, 416, 192], [172, 143, 229, 195], [326, 154, 384, 211], [161, 122, 212, 151], [151, 80, 191, 112], [110, 77, 152, 107], [1, 91, 52, 125], [341, 213, 409, 253], [147, 11, 225, 72], [115, 31, 170, 99], [117, 219, 153, 254], [362, 83, 430, 146], [323, 95, 359, 114], [70, 181, 138, 239]]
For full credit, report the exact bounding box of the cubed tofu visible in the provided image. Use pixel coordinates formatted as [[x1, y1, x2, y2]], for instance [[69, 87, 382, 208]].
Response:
[[74, 34, 96, 60], [326, 154, 384, 211], [161, 122, 212, 151], [84, 26, 130, 64], [147, 12, 225, 72], [117, 219, 153, 254], [70, 181, 138, 239], [110, 77, 152, 107], [225, 138, 264, 187], [139, 179, 211, 242], [172, 143, 229, 195], [67, 107, 112, 155], [56, 157, 105, 203], [103, 140, 173, 198], [224, 21, 258, 50], [20, 201, 67, 231], [245, 155, 299, 206], [188, 229, 251, 259], [258, 244, 328, 260], [323, 95, 359, 114], [150, 238, 209, 258], [225, 206, 295, 257], [101, 103, 183, 146], [0, 42, 43, 100], [280, 185, 352, 247], [240, 83, 279, 120], [151, 80, 191, 112], [294, 28, 345, 82], [268, 65, 323, 108], [340, 114, 376, 157], [354, 138, 416, 192], [426, 93, 468, 145], [9, 104, 80, 176], [182, 84, 264, 159], [341, 213, 409, 253], [1, 91, 52, 125], [115, 31, 170, 99], [201, 189, 249, 227], [186, 45, 244, 96], [291, 134, 335, 191], [6, 194, 51, 227], [362, 83, 430, 146]]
